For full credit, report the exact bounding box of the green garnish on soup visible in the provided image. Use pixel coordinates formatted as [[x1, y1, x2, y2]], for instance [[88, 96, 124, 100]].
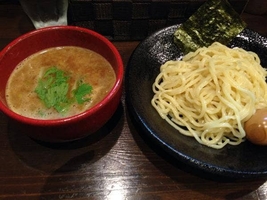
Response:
[[35, 66, 93, 114], [73, 79, 93, 104]]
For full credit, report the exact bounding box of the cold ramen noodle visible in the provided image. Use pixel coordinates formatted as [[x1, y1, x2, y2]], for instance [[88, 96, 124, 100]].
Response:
[[6, 46, 116, 119], [151, 42, 267, 149]]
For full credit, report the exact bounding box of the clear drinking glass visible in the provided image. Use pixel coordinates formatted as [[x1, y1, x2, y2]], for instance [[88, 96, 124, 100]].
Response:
[[19, 0, 69, 29]]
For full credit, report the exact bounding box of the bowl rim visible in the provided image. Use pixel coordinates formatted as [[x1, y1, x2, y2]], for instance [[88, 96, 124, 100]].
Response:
[[0, 25, 124, 126]]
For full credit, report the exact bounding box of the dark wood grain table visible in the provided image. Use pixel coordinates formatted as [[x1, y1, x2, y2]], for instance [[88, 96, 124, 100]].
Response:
[[1, 2, 267, 200]]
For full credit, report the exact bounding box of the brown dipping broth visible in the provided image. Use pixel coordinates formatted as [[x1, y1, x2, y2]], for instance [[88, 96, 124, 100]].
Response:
[[5, 46, 116, 119]]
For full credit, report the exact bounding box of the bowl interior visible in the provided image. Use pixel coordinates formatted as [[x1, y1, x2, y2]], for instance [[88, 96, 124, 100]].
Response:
[[0, 26, 122, 119]]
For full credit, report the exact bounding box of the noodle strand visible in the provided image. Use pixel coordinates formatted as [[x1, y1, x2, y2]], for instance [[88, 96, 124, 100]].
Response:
[[151, 42, 267, 149]]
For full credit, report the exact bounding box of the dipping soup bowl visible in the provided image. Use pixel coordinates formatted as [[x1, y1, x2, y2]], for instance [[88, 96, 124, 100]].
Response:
[[0, 26, 123, 142]]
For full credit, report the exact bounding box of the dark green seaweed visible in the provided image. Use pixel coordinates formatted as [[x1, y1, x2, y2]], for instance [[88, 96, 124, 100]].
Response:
[[174, 0, 246, 53]]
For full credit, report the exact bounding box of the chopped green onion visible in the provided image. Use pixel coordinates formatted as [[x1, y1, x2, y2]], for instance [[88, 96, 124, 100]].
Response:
[[35, 66, 93, 114]]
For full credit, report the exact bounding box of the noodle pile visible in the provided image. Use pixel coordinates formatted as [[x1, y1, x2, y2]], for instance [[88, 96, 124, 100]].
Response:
[[151, 42, 267, 149]]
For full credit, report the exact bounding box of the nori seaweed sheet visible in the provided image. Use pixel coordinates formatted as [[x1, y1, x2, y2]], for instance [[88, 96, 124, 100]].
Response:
[[173, 0, 246, 53]]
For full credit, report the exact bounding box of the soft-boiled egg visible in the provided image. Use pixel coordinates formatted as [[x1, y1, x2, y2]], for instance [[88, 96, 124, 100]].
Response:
[[244, 109, 267, 145]]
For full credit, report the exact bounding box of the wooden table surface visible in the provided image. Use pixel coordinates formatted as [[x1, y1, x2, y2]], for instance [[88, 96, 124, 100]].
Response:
[[1, 2, 267, 200]]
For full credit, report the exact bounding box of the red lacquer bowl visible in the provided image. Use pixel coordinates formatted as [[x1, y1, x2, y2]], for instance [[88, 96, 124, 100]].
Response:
[[0, 26, 123, 142]]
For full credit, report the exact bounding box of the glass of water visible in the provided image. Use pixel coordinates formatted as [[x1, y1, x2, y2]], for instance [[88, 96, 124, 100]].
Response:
[[19, 0, 68, 29]]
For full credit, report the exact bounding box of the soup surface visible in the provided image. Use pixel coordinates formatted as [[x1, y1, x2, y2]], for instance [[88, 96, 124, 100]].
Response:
[[6, 46, 116, 119]]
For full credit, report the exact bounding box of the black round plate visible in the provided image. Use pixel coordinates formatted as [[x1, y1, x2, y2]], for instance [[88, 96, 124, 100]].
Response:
[[125, 24, 267, 179]]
